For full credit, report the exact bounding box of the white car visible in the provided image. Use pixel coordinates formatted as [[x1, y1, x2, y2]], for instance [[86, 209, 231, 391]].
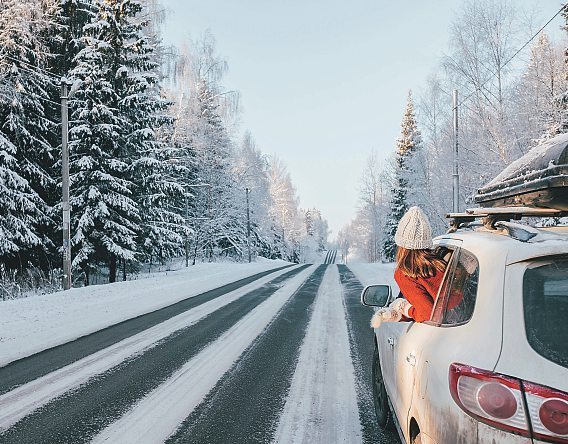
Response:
[[361, 208, 568, 444]]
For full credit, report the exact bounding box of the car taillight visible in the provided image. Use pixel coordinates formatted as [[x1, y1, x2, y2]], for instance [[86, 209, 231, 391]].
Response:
[[524, 380, 568, 443], [449, 363, 568, 443], [449, 363, 530, 436]]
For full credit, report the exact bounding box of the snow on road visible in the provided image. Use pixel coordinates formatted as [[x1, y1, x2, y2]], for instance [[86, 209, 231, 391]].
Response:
[[0, 262, 400, 443], [274, 265, 361, 443], [347, 262, 398, 291], [91, 265, 317, 444], [0, 259, 289, 366], [0, 265, 299, 432]]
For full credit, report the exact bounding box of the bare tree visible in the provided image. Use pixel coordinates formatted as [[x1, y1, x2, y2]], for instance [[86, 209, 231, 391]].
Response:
[[443, 0, 521, 175]]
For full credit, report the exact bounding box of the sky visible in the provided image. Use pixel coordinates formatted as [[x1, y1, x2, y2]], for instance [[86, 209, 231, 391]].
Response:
[[160, 0, 565, 238]]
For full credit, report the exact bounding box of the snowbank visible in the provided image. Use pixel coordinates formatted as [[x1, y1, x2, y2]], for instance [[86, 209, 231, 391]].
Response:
[[347, 262, 398, 292], [0, 259, 289, 366]]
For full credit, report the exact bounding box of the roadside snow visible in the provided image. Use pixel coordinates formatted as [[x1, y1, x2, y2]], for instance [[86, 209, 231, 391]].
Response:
[[91, 265, 317, 444], [0, 259, 289, 367], [347, 262, 398, 291], [274, 266, 361, 443], [0, 266, 298, 432]]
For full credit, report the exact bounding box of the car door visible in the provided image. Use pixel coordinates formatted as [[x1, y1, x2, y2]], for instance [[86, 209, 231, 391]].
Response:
[[409, 246, 485, 444], [377, 317, 414, 425], [379, 241, 462, 441], [379, 317, 429, 435]]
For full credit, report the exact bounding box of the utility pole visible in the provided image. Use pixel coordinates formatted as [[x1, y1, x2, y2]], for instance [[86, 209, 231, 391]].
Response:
[[246, 188, 251, 263], [61, 78, 72, 290], [452, 89, 460, 213], [185, 193, 189, 267]]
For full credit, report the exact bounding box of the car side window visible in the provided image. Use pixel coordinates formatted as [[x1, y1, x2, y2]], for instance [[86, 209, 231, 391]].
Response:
[[430, 248, 459, 324], [442, 250, 479, 325], [431, 249, 479, 326]]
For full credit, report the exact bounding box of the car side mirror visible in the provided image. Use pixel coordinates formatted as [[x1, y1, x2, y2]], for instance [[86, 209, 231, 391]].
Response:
[[360, 285, 391, 307]]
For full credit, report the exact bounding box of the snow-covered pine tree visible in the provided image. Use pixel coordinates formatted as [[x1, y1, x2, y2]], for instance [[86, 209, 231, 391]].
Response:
[[67, 0, 183, 282], [0, 0, 56, 267], [43, 0, 93, 77], [112, 0, 184, 269], [383, 91, 422, 261], [0, 133, 44, 262], [68, 1, 138, 283]]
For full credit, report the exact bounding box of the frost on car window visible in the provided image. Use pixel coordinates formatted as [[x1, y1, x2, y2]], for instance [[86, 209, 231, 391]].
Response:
[[523, 258, 568, 369]]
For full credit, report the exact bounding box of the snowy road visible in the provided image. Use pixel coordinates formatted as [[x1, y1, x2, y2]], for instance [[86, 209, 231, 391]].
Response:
[[0, 264, 400, 444]]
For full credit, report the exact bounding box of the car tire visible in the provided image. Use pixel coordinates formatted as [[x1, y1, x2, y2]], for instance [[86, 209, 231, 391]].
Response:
[[372, 347, 395, 430]]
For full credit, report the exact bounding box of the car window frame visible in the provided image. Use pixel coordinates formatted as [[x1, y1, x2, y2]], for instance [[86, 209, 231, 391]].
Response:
[[424, 245, 460, 327], [438, 248, 480, 327]]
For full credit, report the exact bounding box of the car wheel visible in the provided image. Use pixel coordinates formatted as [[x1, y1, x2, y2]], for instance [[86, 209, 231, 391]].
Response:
[[372, 347, 395, 430]]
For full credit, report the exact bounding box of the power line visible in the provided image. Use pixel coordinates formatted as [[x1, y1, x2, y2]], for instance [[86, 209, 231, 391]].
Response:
[[1, 64, 63, 106], [1, 71, 62, 107], [16, 89, 62, 108], [458, 3, 567, 108], [3, 55, 62, 82], [1, 58, 68, 107]]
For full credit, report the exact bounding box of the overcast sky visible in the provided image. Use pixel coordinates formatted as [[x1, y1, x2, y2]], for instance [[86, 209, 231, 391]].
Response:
[[160, 0, 565, 238]]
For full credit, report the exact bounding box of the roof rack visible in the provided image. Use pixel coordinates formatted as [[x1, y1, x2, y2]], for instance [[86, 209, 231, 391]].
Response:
[[446, 206, 568, 232]]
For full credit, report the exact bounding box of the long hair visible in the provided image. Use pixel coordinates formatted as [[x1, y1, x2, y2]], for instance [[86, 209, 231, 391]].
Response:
[[396, 247, 446, 279]]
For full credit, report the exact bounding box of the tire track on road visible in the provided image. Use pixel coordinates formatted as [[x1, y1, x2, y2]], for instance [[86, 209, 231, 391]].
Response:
[[0, 266, 308, 444], [273, 265, 361, 443], [338, 264, 400, 444], [0, 264, 293, 396], [166, 265, 327, 444]]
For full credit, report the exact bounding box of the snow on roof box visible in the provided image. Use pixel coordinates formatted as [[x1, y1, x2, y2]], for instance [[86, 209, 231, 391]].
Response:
[[474, 132, 568, 210]]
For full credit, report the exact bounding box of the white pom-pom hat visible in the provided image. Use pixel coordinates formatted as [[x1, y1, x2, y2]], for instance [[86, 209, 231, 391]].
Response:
[[394, 206, 433, 250]]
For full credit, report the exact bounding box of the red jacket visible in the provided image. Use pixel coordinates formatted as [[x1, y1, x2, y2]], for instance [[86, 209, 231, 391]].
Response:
[[394, 267, 445, 322]]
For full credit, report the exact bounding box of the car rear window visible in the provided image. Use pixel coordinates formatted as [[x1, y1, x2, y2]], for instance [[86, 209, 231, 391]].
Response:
[[523, 257, 568, 369]]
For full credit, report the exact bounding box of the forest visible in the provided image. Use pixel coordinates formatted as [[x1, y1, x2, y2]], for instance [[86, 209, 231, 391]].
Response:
[[340, 1, 568, 262], [0, 0, 329, 296]]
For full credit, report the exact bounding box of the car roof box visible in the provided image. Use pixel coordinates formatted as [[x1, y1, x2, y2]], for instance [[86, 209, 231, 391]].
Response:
[[474, 133, 568, 210]]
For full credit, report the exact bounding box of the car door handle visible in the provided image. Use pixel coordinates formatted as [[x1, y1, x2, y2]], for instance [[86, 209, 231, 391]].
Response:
[[387, 337, 394, 347], [406, 353, 416, 366]]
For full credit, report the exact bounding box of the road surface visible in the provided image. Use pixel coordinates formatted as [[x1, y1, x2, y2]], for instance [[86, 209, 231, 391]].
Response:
[[0, 263, 399, 444]]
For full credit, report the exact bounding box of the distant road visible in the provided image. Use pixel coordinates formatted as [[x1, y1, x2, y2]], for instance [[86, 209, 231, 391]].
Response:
[[0, 265, 399, 444], [323, 249, 338, 264]]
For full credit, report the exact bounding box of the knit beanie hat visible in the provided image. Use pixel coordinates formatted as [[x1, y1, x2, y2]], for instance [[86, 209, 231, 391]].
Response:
[[394, 206, 433, 250]]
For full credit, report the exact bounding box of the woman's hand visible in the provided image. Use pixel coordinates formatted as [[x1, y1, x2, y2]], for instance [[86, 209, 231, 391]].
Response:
[[370, 298, 414, 328], [390, 298, 412, 318], [370, 307, 402, 328]]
